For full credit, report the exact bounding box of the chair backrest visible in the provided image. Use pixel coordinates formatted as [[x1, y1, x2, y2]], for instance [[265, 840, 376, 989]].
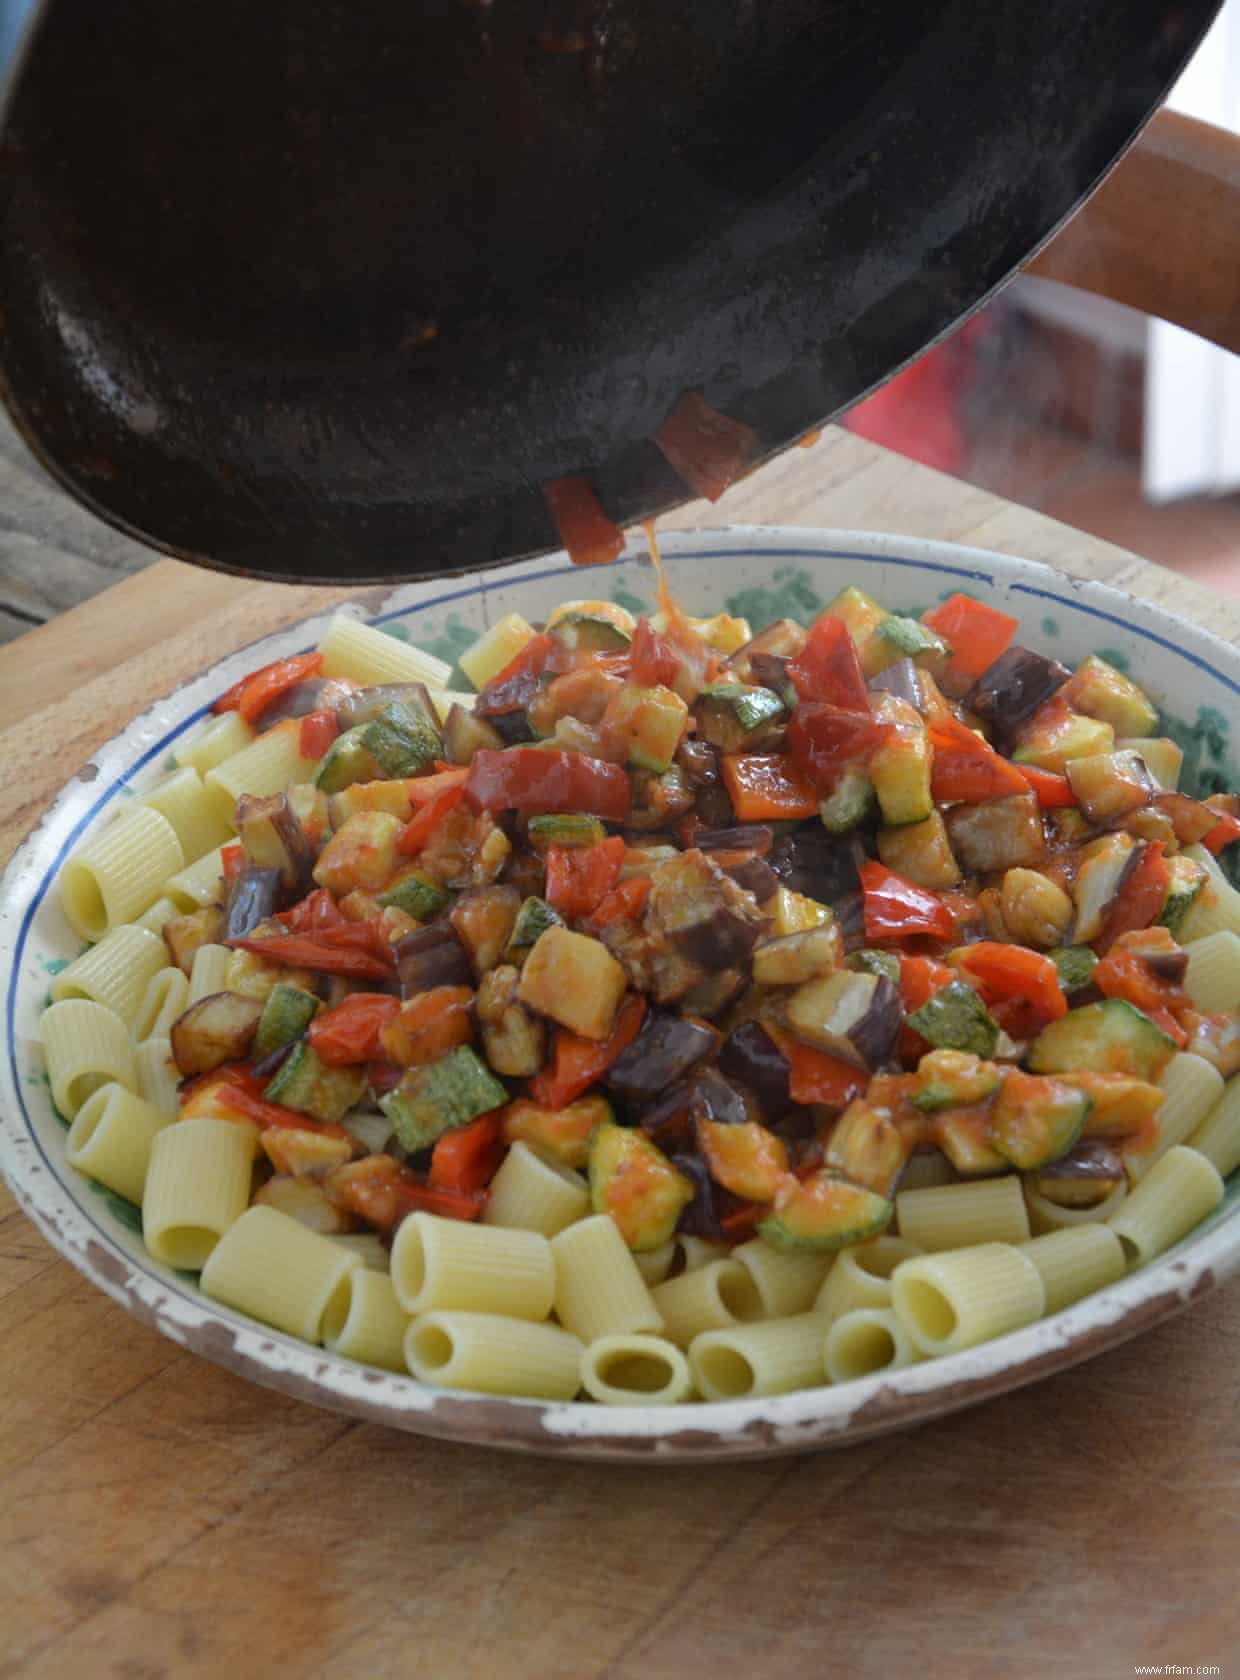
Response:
[[1025, 110, 1240, 355]]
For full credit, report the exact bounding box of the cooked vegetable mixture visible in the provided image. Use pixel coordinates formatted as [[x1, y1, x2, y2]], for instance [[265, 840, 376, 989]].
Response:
[[46, 585, 1240, 1405]]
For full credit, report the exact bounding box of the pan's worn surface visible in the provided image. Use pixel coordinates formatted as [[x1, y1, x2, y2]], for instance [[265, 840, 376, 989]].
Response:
[[0, 0, 1221, 582]]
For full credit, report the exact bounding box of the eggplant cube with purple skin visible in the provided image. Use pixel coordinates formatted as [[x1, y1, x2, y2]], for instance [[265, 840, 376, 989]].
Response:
[[783, 970, 902, 1069], [646, 849, 770, 970], [945, 793, 1046, 874]]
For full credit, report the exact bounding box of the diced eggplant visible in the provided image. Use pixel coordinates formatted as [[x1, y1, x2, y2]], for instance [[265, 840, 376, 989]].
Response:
[[450, 885, 521, 975], [718, 1021, 793, 1114], [223, 865, 282, 940], [769, 829, 866, 906], [709, 849, 780, 903], [626, 766, 694, 831], [1065, 750, 1156, 825], [725, 618, 807, 683], [748, 652, 794, 695], [1072, 832, 1140, 943], [645, 849, 770, 970], [752, 925, 843, 987], [687, 1067, 753, 1129], [638, 1082, 698, 1150], [337, 682, 439, 733], [670, 1152, 728, 1242], [442, 703, 504, 765], [606, 1013, 721, 1105], [1110, 927, 1189, 985], [694, 684, 786, 754], [965, 647, 1071, 742], [252, 677, 357, 732], [869, 693, 933, 825], [675, 968, 749, 1020], [170, 991, 264, 1075], [694, 825, 774, 856], [675, 738, 723, 789], [832, 891, 867, 949], [877, 811, 961, 890], [486, 708, 538, 746], [782, 970, 902, 1069], [475, 965, 546, 1077], [945, 793, 1045, 875], [1030, 1140, 1126, 1208], [394, 923, 475, 995], [867, 657, 924, 708], [253, 1174, 356, 1233], [1153, 791, 1219, 846], [163, 905, 226, 975]]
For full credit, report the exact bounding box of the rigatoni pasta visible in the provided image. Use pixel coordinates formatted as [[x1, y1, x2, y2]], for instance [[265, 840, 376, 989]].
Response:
[[174, 709, 254, 776], [143, 1117, 258, 1269], [689, 1314, 826, 1401], [201, 1206, 361, 1341], [42, 998, 138, 1118], [318, 611, 453, 689], [1182, 932, 1240, 1015], [134, 1036, 182, 1114], [824, 1308, 922, 1384], [650, 1259, 763, 1347], [49, 923, 168, 1027], [187, 943, 234, 1004], [67, 1083, 174, 1205], [164, 846, 229, 912], [895, 1178, 1030, 1252], [139, 767, 235, 860], [1019, 1226, 1126, 1315], [404, 1312, 583, 1400], [550, 1216, 663, 1343], [579, 1335, 693, 1405], [730, 1237, 832, 1318], [391, 1212, 554, 1321], [481, 1142, 589, 1238], [815, 1237, 923, 1324], [892, 1245, 1046, 1356], [132, 966, 190, 1043], [1127, 1053, 1223, 1180], [1108, 1146, 1224, 1268], [1187, 1074, 1240, 1178], [59, 805, 184, 940], [204, 722, 320, 825]]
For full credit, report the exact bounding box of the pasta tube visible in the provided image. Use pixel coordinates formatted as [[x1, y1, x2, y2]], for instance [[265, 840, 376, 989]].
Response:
[[1019, 1225, 1126, 1315], [322, 1267, 409, 1371], [60, 806, 184, 940], [814, 1236, 924, 1324], [1182, 932, 1240, 1015], [204, 723, 320, 826], [891, 1244, 1046, 1356], [689, 1314, 827, 1401], [134, 1036, 182, 1114], [550, 1216, 663, 1343], [390, 1212, 554, 1321], [165, 847, 229, 913], [1107, 1145, 1223, 1269], [1127, 1052, 1223, 1180], [674, 1236, 729, 1273], [579, 1335, 694, 1405], [1179, 844, 1240, 942], [318, 612, 452, 689], [1187, 1073, 1240, 1179], [174, 710, 254, 777], [42, 998, 137, 1118], [50, 923, 167, 1027], [405, 1312, 583, 1401], [330, 1233, 392, 1272], [67, 1083, 175, 1206], [482, 1142, 589, 1238], [632, 1242, 676, 1286], [896, 1177, 1030, 1251], [133, 966, 190, 1043], [201, 1206, 361, 1342], [456, 613, 535, 691], [134, 896, 180, 936], [650, 1259, 763, 1348], [731, 1238, 833, 1318], [1024, 1178, 1128, 1234], [143, 1117, 258, 1270], [139, 767, 234, 861], [187, 943, 234, 1004], [824, 1308, 922, 1385]]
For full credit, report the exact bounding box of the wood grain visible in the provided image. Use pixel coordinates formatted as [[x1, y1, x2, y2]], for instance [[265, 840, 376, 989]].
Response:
[[2, 429, 1239, 1680]]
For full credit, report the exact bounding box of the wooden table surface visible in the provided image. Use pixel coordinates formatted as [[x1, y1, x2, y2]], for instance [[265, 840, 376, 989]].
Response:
[[3, 429, 1239, 1680]]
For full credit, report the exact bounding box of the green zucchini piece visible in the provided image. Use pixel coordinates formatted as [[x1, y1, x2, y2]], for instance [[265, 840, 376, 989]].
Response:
[[264, 1041, 366, 1124], [549, 610, 632, 653], [362, 700, 443, 778], [1160, 853, 1207, 937], [1027, 999, 1176, 1081], [1049, 945, 1097, 995], [605, 684, 689, 774], [989, 1070, 1090, 1171], [1012, 706, 1114, 774], [822, 587, 893, 677], [527, 813, 608, 850], [846, 948, 901, 984], [694, 683, 786, 753], [1062, 655, 1159, 737], [877, 615, 950, 662], [906, 981, 999, 1058], [505, 896, 563, 960], [819, 768, 876, 834], [870, 695, 933, 825], [588, 1120, 694, 1251], [254, 983, 320, 1059], [760, 1170, 892, 1252], [377, 870, 452, 920], [910, 1048, 1003, 1112], [380, 1045, 509, 1153], [314, 726, 382, 793]]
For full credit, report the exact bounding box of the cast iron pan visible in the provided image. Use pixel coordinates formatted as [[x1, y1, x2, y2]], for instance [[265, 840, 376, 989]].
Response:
[[0, 0, 1222, 582]]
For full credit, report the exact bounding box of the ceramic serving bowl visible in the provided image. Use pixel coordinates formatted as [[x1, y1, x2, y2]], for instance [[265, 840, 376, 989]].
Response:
[[3, 528, 1239, 1461]]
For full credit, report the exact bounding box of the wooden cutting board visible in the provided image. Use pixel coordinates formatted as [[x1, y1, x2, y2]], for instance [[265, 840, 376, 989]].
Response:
[[2, 429, 1238, 1679]]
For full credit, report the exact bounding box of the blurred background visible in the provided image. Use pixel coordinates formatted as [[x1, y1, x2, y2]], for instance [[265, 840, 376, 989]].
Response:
[[0, 0, 1236, 645]]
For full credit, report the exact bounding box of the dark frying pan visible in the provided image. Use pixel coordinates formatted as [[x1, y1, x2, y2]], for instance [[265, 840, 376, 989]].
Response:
[[0, 0, 1222, 583]]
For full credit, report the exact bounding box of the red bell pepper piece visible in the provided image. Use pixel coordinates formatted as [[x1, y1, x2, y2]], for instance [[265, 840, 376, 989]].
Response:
[[589, 876, 652, 930], [396, 781, 467, 856], [474, 634, 557, 720], [220, 841, 246, 885], [212, 1082, 351, 1137], [277, 887, 347, 933], [928, 713, 1030, 803], [859, 862, 956, 942], [920, 594, 1018, 688], [652, 390, 758, 502], [721, 753, 820, 821], [786, 704, 893, 787], [544, 836, 627, 919], [326, 1154, 485, 1229], [898, 954, 957, 1014], [1093, 947, 1189, 1047], [528, 993, 647, 1109], [307, 993, 402, 1066], [629, 616, 682, 690], [1096, 841, 1171, 953], [951, 942, 1068, 1029], [227, 922, 396, 980], [766, 1026, 866, 1109], [543, 475, 626, 567], [298, 709, 339, 760], [429, 1113, 507, 1193], [787, 616, 869, 711], [379, 987, 475, 1068], [213, 652, 325, 723], [1202, 811, 1240, 856], [1016, 763, 1077, 809], [463, 748, 631, 823]]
